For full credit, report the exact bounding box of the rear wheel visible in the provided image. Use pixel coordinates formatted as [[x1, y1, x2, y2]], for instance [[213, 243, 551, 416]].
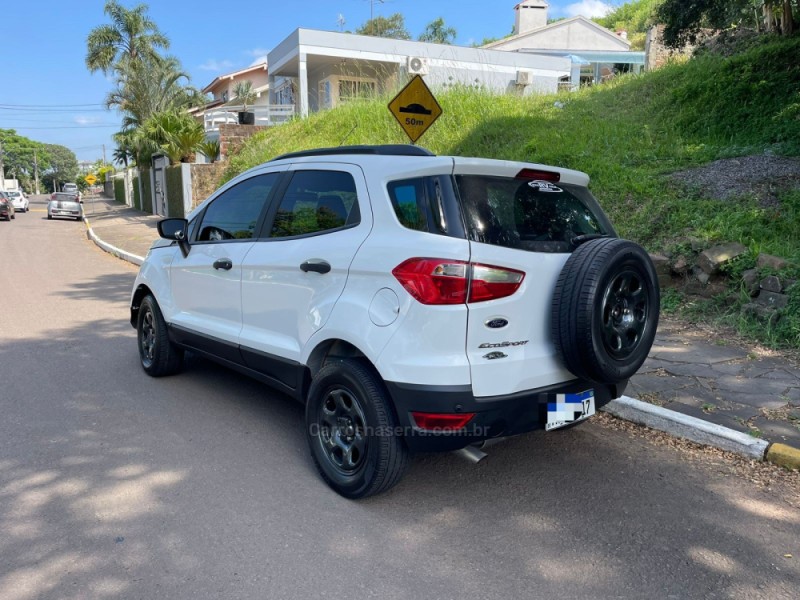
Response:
[[306, 359, 410, 499], [137, 295, 184, 377], [552, 238, 659, 383]]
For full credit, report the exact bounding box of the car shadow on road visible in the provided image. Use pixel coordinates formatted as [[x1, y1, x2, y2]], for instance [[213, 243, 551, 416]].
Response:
[[0, 316, 798, 599], [58, 272, 136, 305]]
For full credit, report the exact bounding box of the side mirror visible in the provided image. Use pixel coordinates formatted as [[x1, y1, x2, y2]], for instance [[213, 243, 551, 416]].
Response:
[[158, 218, 190, 257]]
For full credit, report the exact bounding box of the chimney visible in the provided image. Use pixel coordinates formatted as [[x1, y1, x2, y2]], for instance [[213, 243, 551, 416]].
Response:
[[515, 1, 549, 35]]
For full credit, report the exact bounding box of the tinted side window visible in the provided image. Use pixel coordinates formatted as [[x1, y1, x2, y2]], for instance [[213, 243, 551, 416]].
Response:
[[270, 170, 360, 238], [197, 173, 279, 242], [388, 176, 456, 236], [456, 175, 614, 253]]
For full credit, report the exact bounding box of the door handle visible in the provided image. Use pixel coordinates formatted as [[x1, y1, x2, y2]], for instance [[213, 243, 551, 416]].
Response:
[[300, 259, 331, 274], [213, 258, 233, 271]]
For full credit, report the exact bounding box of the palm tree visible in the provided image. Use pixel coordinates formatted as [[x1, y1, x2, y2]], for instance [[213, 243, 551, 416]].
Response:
[[142, 110, 205, 163], [105, 55, 200, 128], [86, 1, 169, 74]]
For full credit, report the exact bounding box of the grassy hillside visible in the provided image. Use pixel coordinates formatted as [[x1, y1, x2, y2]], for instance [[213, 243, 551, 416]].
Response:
[[228, 34, 800, 345]]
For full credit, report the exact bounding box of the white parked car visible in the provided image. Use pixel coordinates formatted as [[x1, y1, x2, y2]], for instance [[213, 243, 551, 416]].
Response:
[[130, 145, 659, 498], [6, 190, 29, 212]]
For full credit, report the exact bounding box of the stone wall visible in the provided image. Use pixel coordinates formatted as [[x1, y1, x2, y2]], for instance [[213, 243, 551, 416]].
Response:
[[644, 25, 712, 70], [218, 124, 267, 159], [189, 163, 226, 209]]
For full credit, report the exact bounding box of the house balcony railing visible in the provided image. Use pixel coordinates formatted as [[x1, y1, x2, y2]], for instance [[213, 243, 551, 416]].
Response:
[[203, 104, 295, 132]]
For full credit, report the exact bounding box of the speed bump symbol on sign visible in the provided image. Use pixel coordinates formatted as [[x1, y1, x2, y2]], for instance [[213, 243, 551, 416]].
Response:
[[84, 174, 97, 185], [388, 75, 443, 143]]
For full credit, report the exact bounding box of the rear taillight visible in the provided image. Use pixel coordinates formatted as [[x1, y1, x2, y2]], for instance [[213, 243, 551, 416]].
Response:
[[392, 258, 524, 305], [515, 168, 561, 182]]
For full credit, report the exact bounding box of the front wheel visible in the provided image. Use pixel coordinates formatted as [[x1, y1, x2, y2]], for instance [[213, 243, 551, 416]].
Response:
[[137, 295, 184, 377], [306, 359, 410, 499]]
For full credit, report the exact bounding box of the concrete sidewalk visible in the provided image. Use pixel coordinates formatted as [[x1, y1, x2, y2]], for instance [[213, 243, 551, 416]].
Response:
[[82, 194, 800, 466]]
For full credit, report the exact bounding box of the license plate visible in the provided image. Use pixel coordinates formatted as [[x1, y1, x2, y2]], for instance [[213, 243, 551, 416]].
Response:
[[546, 390, 595, 431]]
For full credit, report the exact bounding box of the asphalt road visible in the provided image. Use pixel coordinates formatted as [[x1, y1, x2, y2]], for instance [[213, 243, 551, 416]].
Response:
[[1, 198, 799, 599]]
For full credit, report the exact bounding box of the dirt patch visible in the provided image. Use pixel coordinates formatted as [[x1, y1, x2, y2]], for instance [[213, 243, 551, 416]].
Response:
[[670, 155, 800, 207]]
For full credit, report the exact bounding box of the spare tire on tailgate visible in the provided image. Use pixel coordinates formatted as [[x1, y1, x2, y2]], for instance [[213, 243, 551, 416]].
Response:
[[551, 237, 659, 384]]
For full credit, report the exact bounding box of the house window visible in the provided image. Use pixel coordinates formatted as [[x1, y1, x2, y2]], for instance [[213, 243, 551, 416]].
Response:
[[221, 91, 229, 102], [338, 78, 376, 103]]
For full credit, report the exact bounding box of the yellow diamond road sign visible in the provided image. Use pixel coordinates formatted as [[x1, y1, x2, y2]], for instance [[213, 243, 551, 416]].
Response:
[[84, 174, 97, 185], [388, 75, 442, 143]]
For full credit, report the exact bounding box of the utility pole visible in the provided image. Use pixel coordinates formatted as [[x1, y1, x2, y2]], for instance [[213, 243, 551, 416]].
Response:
[[102, 144, 106, 167], [0, 141, 5, 191], [368, 0, 384, 36], [34, 149, 40, 195]]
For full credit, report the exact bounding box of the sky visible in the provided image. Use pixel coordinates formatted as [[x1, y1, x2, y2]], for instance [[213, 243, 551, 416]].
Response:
[[0, 0, 623, 162]]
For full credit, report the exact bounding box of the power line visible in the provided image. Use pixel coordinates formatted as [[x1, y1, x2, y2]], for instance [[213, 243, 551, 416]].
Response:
[[0, 106, 110, 112], [9, 125, 119, 129], [0, 102, 105, 107]]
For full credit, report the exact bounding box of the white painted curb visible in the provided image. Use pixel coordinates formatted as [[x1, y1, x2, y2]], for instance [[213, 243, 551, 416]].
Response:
[[84, 218, 145, 267], [601, 395, 770, 461]]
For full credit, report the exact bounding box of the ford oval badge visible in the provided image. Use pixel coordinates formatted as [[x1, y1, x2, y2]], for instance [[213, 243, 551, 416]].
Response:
[[485, 318, 508, 329]]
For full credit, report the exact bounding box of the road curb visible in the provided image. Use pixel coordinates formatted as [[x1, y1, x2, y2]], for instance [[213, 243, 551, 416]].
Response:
[[766, 443, 800, 470], [600, 396, 770, 461], [83, 217, 145, 267]]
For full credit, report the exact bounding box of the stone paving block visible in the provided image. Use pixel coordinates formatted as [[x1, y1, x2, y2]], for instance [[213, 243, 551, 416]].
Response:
[[698, 242, 748, 274], [756, 253, 789, 270], [660, 362, 715, 378], [757, 290, 789, 309], [759, 275, 782, 293], [713, 374, 790, 396], [713, 391, 791, 410], [749, 417, 800, 447], [669, 387, 723, 408], [628, 373, 690, 396]]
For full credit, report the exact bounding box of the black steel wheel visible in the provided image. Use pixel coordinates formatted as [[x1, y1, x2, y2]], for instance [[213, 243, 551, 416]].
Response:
[[137, 295, 183, 377], [552, 238, 659, 383], [306, 359, 410, 499]]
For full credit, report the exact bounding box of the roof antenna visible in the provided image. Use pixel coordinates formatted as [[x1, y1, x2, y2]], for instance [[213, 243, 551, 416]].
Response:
[[339, 125, 357, 146]]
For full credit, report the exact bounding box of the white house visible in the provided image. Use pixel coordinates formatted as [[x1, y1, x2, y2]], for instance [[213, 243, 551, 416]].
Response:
[[266, 28, 574, 119], [485, 2, 644, 83]]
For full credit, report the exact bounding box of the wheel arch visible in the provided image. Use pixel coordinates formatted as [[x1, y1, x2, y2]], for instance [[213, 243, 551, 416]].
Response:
[[130, 284, 154, 328], [306, 338, 369, 380]]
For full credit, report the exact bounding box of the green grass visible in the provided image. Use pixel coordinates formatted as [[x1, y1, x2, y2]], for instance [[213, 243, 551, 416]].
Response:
[[226, 34, 800, 347]]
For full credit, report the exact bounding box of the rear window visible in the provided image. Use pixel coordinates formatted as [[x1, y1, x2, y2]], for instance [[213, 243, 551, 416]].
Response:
[[455, 175, 615, 253]]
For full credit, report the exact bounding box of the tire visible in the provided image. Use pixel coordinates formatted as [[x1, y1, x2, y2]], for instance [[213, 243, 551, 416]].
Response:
[[306, 358, 410, 499], [47, 214, 52, 220], [552, 238, 659, 384], [137, 295, 184, 377]]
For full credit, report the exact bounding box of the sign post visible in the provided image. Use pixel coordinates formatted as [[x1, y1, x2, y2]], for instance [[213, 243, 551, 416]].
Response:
[[84, 174, 97, 214], [387, 75, 443, 144]]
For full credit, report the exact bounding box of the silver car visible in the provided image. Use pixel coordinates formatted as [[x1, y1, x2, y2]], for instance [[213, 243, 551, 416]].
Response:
[[48, 192, 83, 221]]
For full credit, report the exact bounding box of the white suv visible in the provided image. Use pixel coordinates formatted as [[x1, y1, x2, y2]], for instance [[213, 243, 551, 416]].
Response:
[[130, 145, 659, 498]]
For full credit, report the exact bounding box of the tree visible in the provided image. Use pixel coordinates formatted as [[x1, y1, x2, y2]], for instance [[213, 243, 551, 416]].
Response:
[[105, 55, 199, 129], [141, 110, 205, 164], [356, 13, 410, 39], [594, 0, 660, 50], [418, 17, 457, 44], [656, 0, 798, 47], [86, 0, 169, 74], [41, 145, 79, 192]]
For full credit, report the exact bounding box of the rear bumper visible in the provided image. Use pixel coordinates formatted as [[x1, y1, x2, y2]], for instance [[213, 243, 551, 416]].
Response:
[[386, 379, 627, 452]]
